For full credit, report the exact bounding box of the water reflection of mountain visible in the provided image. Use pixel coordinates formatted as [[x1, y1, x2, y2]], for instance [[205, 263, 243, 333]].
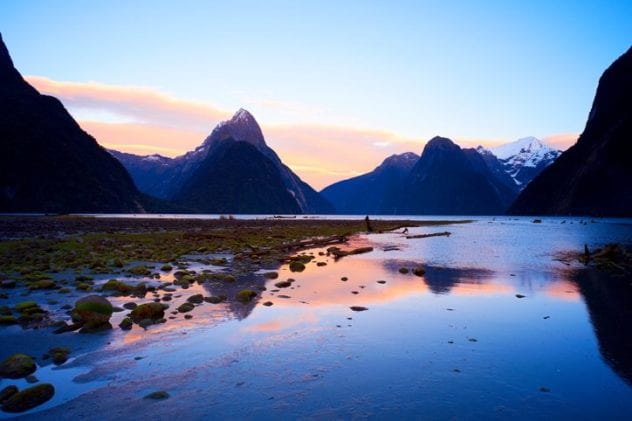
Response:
[[383, 260, 494, 294], [200, 272, 267, 321], [572, 270, 632, 385]]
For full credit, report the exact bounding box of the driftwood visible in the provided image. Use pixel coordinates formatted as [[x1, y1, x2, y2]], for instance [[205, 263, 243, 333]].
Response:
[[327, 246, 374, 259], [280, 235, 348, 252], [406, 231, 451, 239]]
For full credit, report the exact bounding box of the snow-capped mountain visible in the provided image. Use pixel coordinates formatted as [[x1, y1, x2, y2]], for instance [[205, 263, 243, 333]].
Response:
[[477, 137, 561, 188]]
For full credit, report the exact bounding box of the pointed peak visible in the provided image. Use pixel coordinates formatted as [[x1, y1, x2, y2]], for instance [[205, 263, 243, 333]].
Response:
[[204, 108, 266, 149], [0, 33, 23, 83], [232, 108, 255, 121]]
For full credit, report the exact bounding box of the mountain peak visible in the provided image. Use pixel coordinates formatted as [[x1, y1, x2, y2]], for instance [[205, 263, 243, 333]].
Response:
[[381, 152, 419, 168], [0, 33, 23, 84], [208, 108, 266, 147], [423, 136, 459, 153]]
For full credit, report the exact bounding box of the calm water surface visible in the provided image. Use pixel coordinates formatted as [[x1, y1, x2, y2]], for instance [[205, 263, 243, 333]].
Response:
[[2, 216, 631, 419]]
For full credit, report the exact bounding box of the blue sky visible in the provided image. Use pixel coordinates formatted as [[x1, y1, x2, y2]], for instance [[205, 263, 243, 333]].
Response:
[[1, 0, 630, 187]]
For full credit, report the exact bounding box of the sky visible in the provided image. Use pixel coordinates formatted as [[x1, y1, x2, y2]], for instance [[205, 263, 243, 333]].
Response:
[[1, 0, 631, 189]]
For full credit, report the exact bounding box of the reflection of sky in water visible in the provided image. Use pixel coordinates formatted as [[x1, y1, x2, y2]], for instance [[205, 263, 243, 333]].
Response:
[[4, 217, 631, 419]]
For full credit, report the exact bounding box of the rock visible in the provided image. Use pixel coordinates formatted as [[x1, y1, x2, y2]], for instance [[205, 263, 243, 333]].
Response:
[[412, 267, 426, 277], [72, 295, 113, 327], [138, 319, 154, 329], [0, 354, 36, 379], [398, 268, 409, 274], [532, 219, 542, 223], [263, 301, 273, 307], [177, 303, 194, 313], [28, 279, 56, 290], [79, 321, 113, 334], [350, 306, 368, 312], [187, 294, 203, 304], [0, 316, 17, 325], [377, 280, 386, 284], [25, 375, 38, 384], [130, 302, 168, 323], [119, 317, 133, 330], [316, 262, 327, 266], [274, 281, 292, 288], [0, 385, 18, 404], [263, 272, 279, 279], [144, 390, 169, 400], [184, 314, 193, 320], [203, 296, 225, 304], [236, 290, 257, 303], [123, 302, 137, 310], [14, 301, 39, 313], [539, 387, 551, 393], [102, 279, 134, 295], [49, 348, 70, 366], [341, 277, 348, 281], [160, 264, 173, 272], [1, 383, 54, 413], [515, 294, 526, 299], [289, 261, 305, 272]]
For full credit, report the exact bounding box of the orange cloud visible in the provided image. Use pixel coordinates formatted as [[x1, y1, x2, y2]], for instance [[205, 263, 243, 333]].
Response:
[[80, 120, 206, 157], [25, 75, 230, 131], [543, 132, 578, 151]]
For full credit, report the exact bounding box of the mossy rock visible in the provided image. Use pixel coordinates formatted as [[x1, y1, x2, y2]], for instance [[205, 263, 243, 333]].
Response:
[[28, 279, 56, 290], [49, 348, 70, 366], [75, 282, 92, 291], [14, 301, 39, 313], [160, 264, 173, 272], [177, 302, 194, 313], [289, 261, 305, 272], [127, 265, 151, 276], [1, 383, 54, 413], [0, 354, 36, 379], [236, 290, 257, 303], [102, 279, 134, 295], [130, 302, 167, 323], [0, 385, 18, 404], [203, 296, 225, 304], [72, 295, 113, 326], [119, 317, 133, 330], [187, 294, 203, 304], [0, 315, 17, 325]]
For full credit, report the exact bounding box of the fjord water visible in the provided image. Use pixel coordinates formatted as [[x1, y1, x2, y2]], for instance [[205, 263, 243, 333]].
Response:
[[3, 217, 631, 419]]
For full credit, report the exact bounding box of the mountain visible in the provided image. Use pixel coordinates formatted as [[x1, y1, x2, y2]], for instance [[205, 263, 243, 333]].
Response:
[[509, 47, 632, 216], [108, 150, 179, 200], [476, 137, 561, 188], [174, 139, 301, 214], [321, 152, 418, 214], [384, 137, 519, 214], [0, 33, 145, 213], [111, 109, 333, 214]]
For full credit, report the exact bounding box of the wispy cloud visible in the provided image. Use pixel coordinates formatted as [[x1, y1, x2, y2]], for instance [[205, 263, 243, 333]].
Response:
[[25, 76, 230, 131], [25, 75, 575, 190]]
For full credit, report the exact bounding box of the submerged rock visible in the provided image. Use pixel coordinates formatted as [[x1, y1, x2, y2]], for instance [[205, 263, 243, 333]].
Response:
[[236, 290, 257, 303], [0, 385, 18, 404], [0, 354, 36, 379], [412, 267, 426, 277], [350, 306, 368, 312], [143, 390, 169, 400], [1, 383, 54, 413], [49, 348, 70, 366]]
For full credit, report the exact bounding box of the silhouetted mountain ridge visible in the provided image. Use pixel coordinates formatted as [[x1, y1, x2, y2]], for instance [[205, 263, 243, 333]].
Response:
[[509, 47, 632, 216]]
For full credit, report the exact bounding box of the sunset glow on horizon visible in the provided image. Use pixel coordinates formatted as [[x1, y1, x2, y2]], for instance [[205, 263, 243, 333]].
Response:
[[3, 0, 631, 189]]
